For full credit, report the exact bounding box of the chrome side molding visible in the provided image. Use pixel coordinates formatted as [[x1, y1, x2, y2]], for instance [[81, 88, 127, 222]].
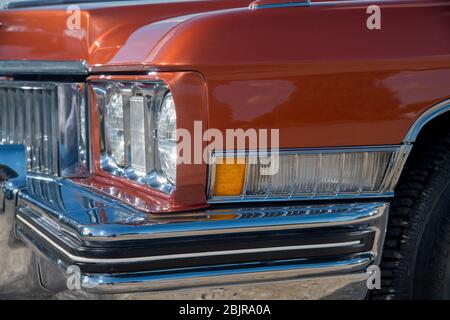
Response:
[[0, 60, 88, 76], [249, 0, 407, 10], [249, 0, 311, 10]]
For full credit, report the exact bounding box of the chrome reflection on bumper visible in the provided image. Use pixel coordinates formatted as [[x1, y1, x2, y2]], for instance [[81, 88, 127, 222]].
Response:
[[84, 257, 372, 295], [0, 174, 389, 298]]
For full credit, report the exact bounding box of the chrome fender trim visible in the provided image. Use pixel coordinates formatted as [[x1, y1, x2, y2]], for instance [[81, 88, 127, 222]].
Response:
[[404, 98, 450, 144]]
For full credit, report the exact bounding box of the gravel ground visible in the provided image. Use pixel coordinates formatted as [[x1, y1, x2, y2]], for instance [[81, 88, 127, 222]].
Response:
[[47, 276, 367, 300], [0, 279, 363, 300]]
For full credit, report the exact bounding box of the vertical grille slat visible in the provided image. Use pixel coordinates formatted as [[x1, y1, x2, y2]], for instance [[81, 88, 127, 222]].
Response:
[[14, 88, 20, 143], [30, 89, 38, 171], [41, 89, 50, 173], [8, 88, 15, 144], [0, 88, 4, 144], [17, 88, 25, 144], [34, 89, 42, 172], [24, 89, 33, 168], [49, 89, 59, 175]]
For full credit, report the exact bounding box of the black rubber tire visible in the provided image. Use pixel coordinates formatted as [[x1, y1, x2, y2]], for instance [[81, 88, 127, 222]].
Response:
[[372, 129, 450, 300]]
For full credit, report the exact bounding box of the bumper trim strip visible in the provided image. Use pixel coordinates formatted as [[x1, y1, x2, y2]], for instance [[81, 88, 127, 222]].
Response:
[[18, 177, 389, 242], [17, 214, 360, 264], [82, 257, 372, 294]]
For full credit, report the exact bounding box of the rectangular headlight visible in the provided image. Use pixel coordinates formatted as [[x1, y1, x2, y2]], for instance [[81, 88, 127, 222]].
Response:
[[92, 81, 176, 193], [208, 147, 406, 202]]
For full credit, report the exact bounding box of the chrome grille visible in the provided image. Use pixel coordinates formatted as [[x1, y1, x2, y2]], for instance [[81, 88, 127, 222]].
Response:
[[0, 82, 88, 177], [0, 83, 58, 174]]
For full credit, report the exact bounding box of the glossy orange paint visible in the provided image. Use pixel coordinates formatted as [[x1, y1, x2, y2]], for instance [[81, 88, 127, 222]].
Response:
[[145, 1, 450, 148], [1, 0, 449, 148], [0, 0, 251, 63], [1, 0, 449, 212]]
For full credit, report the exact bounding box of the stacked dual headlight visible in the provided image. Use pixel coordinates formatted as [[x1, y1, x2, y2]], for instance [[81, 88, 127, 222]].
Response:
[[93, 81, 176, 192]]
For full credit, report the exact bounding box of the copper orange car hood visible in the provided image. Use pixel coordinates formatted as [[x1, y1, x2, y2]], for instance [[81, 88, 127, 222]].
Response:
[[0, 0, 250, 67]]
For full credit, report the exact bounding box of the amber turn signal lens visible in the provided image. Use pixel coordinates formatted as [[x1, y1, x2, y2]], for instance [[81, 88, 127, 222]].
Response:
[[213, 158, 246, 196]]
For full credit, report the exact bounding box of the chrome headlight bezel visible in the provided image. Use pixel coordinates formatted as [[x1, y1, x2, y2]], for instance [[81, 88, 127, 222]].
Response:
[[92, 80, 176, 194]]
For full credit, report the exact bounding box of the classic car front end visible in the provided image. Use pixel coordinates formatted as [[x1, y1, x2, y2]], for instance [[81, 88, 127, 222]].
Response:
[[0, 0, 449, 300]]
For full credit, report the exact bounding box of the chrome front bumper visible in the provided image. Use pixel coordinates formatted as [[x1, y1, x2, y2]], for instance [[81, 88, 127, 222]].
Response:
[[0, 172, 388, 299]]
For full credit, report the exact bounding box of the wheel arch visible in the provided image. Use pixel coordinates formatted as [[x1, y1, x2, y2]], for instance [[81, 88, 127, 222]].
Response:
[[404, 98, 450, 144]]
